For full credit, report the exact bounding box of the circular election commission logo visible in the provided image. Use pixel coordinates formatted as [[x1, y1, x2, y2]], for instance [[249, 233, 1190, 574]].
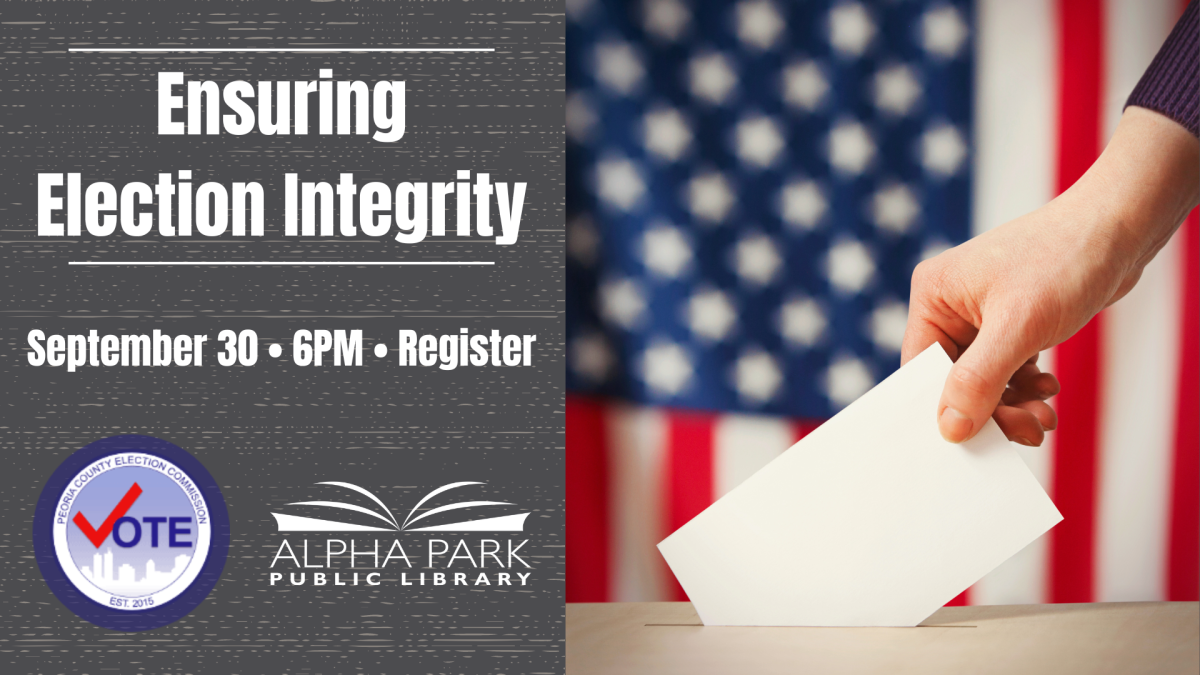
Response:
[[33, 435, 230, 631]]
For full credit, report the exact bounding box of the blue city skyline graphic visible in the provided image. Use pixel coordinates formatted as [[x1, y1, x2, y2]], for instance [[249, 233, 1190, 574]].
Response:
[[66, 467, 197, 597]]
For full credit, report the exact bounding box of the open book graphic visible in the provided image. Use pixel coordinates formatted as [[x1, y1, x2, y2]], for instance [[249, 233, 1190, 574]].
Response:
[[271, 481, 530, 532]]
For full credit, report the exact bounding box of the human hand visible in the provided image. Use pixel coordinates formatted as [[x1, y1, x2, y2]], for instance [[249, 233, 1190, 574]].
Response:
[[902, 106, 1199, 445]]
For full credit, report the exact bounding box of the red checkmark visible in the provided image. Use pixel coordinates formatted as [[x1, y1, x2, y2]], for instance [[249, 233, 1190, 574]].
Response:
[[73, 483, 143, 548]]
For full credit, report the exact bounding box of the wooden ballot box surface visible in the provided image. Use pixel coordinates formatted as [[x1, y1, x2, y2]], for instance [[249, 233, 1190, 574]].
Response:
[[566, 601, 1199, 675]]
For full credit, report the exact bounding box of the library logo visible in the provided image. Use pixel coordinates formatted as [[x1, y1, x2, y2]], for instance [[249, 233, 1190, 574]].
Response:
[[266, 481, 535, 589], [33, 435, 230, 632]]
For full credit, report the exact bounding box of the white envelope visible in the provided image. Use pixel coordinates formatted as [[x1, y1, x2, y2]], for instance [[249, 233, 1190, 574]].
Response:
[[657, 343, 1063, 626]]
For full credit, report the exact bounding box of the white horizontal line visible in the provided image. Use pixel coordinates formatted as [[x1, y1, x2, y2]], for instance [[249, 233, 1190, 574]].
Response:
[[68, 48, 495, 53], [69, 261, 494, 266]]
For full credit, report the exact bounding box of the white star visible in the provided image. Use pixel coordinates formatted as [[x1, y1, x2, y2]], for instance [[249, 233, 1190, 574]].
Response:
[[778, 296, 827, 348], [566, 0, 595, 23], [641, 340, 693, 397], [643, 0, 691, 42], [566, 92, 596, 143], [734, 115, 785, 168], [921, 239, 952, 261], [732, 349, 783, 404], [643, 107, 693, 162], [826, 239, 875, 294], [594, 41, 645, 95], [869, 301, 908, 354], [595, 157, 645, 211], [827, 120, 875, 176], [779, 178, 828, 231], [570, 332, 614, 383], [825, 355, 875, 408], [873, 64, 922, 117], [828, 3, 875, 58], [687, 288, 738, 342], [736, 0, 785, 51], [598, 277, 646, 330], [567, 215, 599, 266], [689, 52, 738, 105], [782, 60, 829, 112], [870, 183, 921, 235], [687, 171, 736, 224], [733, 233, 783, 288], [641, 222, 692, 279], [920, 124, 968, 178], [922, 6, 969, 59]]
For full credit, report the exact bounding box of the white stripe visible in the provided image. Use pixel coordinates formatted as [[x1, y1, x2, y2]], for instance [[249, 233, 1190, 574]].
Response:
[[970, 0, 1057, 237], [1096, 233, 1181, 602], [974, 350, 1056, 605], [714, 414, 794, 498], [970, 0, 1057, 605], [607, 403, 671, 602], [1102, 0, 1179, 141], [1095, 0, 1180, 603]]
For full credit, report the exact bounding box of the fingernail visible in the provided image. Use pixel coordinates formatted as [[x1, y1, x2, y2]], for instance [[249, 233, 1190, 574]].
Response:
[[939, 406, 973, 443], [1015, 436, 1036, 447]]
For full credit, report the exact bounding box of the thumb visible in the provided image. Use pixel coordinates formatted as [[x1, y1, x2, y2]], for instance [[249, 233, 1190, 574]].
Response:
[[938, 320, 1035, 443]]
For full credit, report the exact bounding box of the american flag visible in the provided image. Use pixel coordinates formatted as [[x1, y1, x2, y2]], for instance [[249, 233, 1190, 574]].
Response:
[[565, 0, 1198, 607]]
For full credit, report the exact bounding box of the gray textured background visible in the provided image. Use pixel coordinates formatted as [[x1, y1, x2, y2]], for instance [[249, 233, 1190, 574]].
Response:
[[0, 1, 564, 673]]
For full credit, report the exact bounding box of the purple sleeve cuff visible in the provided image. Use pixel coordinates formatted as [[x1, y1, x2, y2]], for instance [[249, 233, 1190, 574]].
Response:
[[1126, 0, 1199, 137]]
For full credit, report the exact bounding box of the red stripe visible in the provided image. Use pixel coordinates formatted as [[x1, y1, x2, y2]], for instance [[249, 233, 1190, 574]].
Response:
[[1050, 318, 1103, 603], [944, 589, 970, 607], [793, 419, 822, 443], [565, 395, 611, 602], [1048, 0, 1106, 604], [1169, 208, 1199, 601], [664, 409, 716, 601]]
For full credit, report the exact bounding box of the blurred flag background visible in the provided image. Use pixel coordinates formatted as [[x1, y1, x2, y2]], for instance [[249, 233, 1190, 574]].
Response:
[[565, 0, 1198, 606]]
